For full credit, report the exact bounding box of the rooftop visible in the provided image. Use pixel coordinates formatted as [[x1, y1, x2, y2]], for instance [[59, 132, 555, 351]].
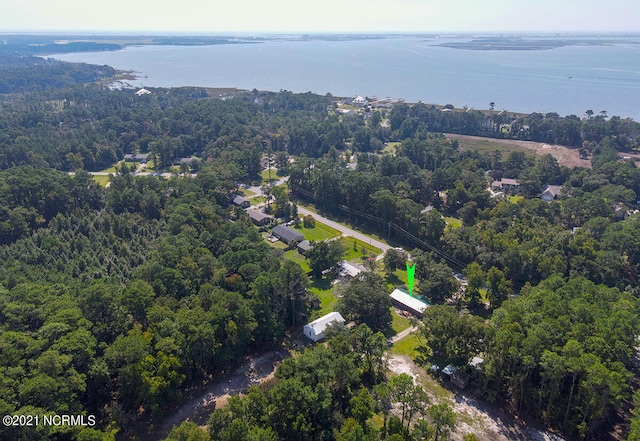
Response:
[[305, 311, 345, 334], [246, 209, 272, 222], [340, 260, 365, 278], [390, 288, 429, 315], [272, 224, 304, 242]]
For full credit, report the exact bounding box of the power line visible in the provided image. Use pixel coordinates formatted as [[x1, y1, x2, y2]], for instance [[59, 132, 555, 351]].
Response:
[[291, 184, 467, 270]]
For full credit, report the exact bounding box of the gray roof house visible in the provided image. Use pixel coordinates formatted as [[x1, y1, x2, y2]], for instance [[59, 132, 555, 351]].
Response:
[[173, 157, 199, 166], [541, 185, 562, 202], [272, 224, 304, 243], [297, 239, 313, 254], [246, 209, 273, 226], [233, 195, 250, 208], [124, 153, 150, 162]]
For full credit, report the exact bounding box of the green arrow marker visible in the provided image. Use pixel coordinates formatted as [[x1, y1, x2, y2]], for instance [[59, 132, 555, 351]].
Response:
[[406, 262, 416, 298]]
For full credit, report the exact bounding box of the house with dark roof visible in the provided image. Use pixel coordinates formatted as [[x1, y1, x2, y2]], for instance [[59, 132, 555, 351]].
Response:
[[233, 195, 250, 208], [246, 209, 273, 226], [491, 178, 520, 194], [272, 224, 304, 244]]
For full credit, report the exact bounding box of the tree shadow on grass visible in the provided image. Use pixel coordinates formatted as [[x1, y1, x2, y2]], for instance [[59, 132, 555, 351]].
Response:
[[310, 276, 332, 291], [385, 273, 402, 287]]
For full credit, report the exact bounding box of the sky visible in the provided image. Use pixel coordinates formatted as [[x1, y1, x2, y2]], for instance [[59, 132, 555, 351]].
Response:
[[1, 0, 638, 34]]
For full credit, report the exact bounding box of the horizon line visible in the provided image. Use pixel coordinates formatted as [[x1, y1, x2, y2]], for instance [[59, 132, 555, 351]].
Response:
[[2, 29, 640, 36]]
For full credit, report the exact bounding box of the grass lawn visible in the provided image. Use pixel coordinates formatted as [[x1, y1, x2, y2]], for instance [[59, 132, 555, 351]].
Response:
[[391, 309, 413, 334], [92, 175, 111, 187], [444, 216, 462, 229], [391, 332, 421, 358], [98, 160, 125, 173], [343, 237, 382, 261], [508, 195, 524, 203], [250, 196, 267, 206], [309, 277, 339, 319], [451, 135, 536, 159], [241, 188, 257, 197], [295, 221, 341, 242], [284, 249, 311, 273], [382, 141, 400, 155], [261, 169, 277, 183], [265, 238, 288, 249]]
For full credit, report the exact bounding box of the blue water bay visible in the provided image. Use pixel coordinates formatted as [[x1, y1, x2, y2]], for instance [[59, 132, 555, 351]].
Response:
[[53, 36, 640, 120]]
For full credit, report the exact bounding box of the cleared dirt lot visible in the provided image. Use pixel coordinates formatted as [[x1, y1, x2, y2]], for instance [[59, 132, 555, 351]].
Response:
[[388, 354, 566, 441], [446, 133, 592, 168]]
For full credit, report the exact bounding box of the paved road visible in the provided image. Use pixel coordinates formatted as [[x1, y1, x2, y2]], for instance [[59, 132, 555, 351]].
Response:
[[297, 205, 391, 254]]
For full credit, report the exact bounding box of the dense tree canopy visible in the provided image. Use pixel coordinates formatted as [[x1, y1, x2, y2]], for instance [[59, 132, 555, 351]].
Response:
[[2, 55, 640, 440]]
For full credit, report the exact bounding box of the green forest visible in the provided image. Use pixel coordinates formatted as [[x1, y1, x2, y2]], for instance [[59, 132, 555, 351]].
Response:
[[1, 53, 640, 441]]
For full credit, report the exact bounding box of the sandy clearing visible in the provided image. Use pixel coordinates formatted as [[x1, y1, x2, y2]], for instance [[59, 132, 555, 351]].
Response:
[[446, 133, 592, 169], [387, 354, 565, 441]]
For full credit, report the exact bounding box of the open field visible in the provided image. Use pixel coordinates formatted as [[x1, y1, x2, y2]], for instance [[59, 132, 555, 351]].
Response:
[[309, 277, 338, 319], [92, 175, 110, 187], [250, 196, 266, 206], [391, 309, 414, 334], [295, 221, 341, 242], [343, 237, 382, 261], [390, 332, 421, 358], [240, 188, 257, 197], [444, 216, 462, 229], [446, 133, 591, 168], [283, 249, 311, 273]]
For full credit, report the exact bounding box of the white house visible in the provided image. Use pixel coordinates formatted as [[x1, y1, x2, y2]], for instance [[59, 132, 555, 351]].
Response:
[[351, 96, 369, 107], [390, 288, 429, 316], [303, 312, 345, 342], [135, 88, 151, 96], [339, 261, 365, 278]]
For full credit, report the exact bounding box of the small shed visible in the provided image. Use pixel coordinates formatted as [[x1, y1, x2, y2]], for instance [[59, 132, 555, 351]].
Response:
[[297, 240, 313, 254], [390, 288, 429, 316], [272, 225, 304, 243], [303, 312, 345, 342]]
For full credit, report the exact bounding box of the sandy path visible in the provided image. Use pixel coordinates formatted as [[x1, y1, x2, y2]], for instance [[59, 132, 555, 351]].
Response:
[[134, 349, 290, 441], [387, 354, 565, 441]]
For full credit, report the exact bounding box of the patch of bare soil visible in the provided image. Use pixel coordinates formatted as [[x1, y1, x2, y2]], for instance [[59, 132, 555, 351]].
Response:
[[446, 133, 592, 169], [387, 355, 566, 441], [131, 348, 290, 441]]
